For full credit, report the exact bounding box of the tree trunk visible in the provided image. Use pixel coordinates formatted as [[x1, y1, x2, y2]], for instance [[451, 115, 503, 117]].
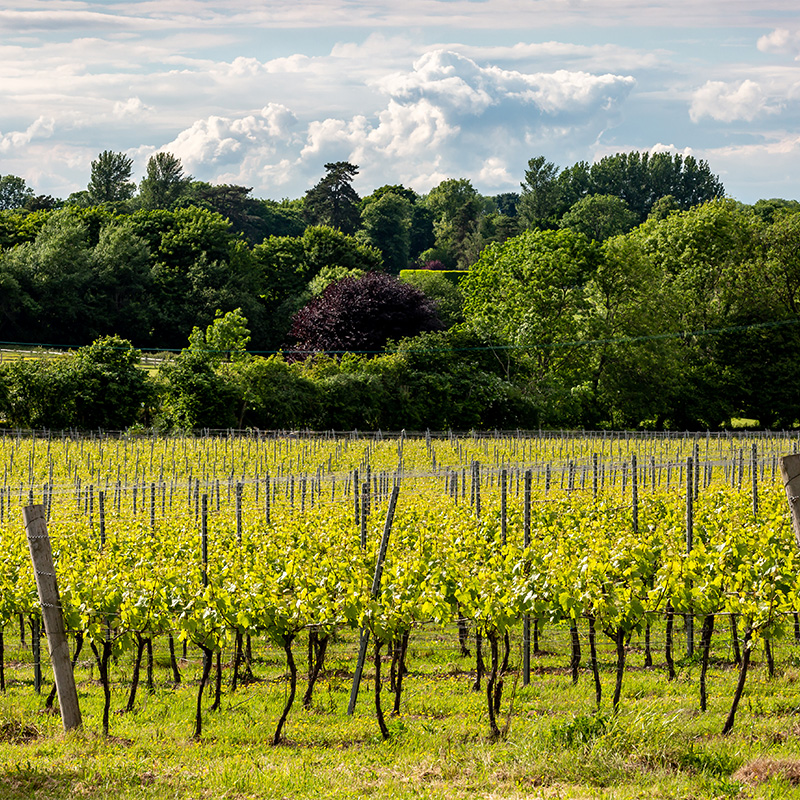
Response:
[[193, 645, 213, 739], [731, 614, 741, 665], [374, 637, 390, 740], [570, 621, 581, 684], [273, 634, 297, 745], [230, 631, 242, 692], [764, 635, 775, 679], [722, 625, 752, 735], [168, 634, 181, 685], [392, 631, 409, 716], [588, 616, 601, 708], [486, 631, 501, 740], [665, 603, 676, 680], [126, 634, 147, 712], [303, 630, 329, 708], [457, 615, 470, 657], [612, 626, 626, 712], [210, 649, 222, 712], [644, 622, 653, 668], [243, 634, 254, 682], [90, 639, 112, 737], [699, 614, 715, 712], [472, 632, 484, 692]]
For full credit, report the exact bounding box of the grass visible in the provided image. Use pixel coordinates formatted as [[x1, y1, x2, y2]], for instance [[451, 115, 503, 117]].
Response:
[[4, 623, 800, 799]]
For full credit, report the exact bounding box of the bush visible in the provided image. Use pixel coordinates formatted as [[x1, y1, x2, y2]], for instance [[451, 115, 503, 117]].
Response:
[[0, 335, 151, 430], [288, 271, 443, 357], [238, 357, 318, 429], [157, 349, 241, 430]]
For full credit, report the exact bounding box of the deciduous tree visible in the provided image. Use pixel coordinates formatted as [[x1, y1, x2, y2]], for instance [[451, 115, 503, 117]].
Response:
[[288, 271, 443, 357], [87, 150, 136, 204]]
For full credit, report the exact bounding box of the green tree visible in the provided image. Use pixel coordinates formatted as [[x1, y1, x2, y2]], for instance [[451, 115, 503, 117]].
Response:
[[358, 191, 413, 274], [304, 162, 361, 234], [461, 228, 600, 422], [625, 200, 768, 427], [138, 152, 191, 210], [3, 209, 94, 342], [518, 156, 563, 229], [237, 356, 319, 429], [72, 335, 151, 428], [128, 206, 266, 349], [91, 220, 154, 341], [423, 178, 483, 268], [254, 225, 382, 348], [179, 182, 276, 244], [0, 175, 34, 211], [87, 150, 136, 204], [399, 269, 464, 328], [579, 233, 677, 427], [157, 348, 241, 430], [559, 194, 639, 241], [188, 308, 251, 363]]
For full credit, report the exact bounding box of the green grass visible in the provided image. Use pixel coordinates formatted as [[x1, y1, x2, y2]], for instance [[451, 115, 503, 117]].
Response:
[[3, 624, 800, 799]]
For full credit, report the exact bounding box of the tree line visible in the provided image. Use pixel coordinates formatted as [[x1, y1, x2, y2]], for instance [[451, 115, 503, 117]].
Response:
[[2, 150, 799, 430]]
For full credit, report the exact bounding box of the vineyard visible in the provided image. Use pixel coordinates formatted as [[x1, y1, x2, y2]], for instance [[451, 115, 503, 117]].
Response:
[[2, 429, 800, 798]]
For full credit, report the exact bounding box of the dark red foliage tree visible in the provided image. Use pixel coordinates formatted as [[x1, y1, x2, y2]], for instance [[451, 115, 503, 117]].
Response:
[[288, 271, 443, 356]]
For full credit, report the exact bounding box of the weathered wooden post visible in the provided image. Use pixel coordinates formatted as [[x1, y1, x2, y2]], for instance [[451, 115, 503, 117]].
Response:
[[22, 504, 82, 731], [780, 454, 800, 548], [347, 485, 399, 715]]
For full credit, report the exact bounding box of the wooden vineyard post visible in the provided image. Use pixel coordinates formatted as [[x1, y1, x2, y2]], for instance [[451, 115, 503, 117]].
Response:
[[500, 468, 507, 546], [685, 456, 694, 658], [347, 484, 400, 715], [780, 454, 800, 549], [22, 504, 82, 732], [522, 469, 532, 686], [631, 454, 639, 536]]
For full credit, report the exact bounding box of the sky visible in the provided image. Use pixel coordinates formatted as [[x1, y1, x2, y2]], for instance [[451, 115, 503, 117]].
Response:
[[1, 0, 799, 205]]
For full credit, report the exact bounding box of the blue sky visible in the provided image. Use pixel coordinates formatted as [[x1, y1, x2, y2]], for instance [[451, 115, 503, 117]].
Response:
[[1, 0, 799, 204]]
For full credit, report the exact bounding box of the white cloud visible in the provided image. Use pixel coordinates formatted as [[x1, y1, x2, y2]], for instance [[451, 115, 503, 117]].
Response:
[[377, 50, 635, 121], [112, 96, 153, 118], [160, 103, 302, 187], [0, 115, 55, 152], [478, 157, 513, 186], [153, 49, 636, 196], [757, 28, 800, 57], [689, 79, 782, 123]]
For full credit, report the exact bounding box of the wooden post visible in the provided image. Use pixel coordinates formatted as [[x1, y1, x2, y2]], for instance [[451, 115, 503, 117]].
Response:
[[522, 469, 532, 686], [347, 484, 400, 715], [631, 454, 639, 536], [500, 468, 507, 546], [22, 505, 82, 731], [235, 482, 242, 544], [686, 456, 694, 658], [779, 454, 800, 549]]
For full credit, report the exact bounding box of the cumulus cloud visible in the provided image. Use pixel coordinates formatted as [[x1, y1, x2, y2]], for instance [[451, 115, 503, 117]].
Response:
[[112, 96, 153, 119], [757, 28, 800, 57], [160, 103, 302, 188], [153, 49, 637, 196], [689, 80, 782, 123], [378, 51, 635, 121]]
